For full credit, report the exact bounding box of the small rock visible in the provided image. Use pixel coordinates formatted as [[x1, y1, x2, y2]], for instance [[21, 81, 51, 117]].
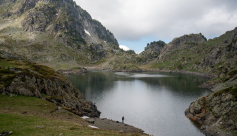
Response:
[[59, 133, 63, 135], [119, 130, 124, 133], [220, 121, 223, 125], [36, 125, 44, 128], [200, 126, 206, 130], [88, 119, 95, 124], [58, 106, 62, 110], [22, 111, 27, 114]]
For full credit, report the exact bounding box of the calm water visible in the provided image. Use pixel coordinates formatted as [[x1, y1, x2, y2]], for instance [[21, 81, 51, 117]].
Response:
[[65, 71, 211, 136]]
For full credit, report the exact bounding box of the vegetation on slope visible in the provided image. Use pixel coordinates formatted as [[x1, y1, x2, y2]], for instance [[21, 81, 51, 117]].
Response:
[[0, 94, 145, 136]]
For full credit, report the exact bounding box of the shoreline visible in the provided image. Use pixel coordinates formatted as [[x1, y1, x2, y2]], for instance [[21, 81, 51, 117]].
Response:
[[83, 117, 148, 135], [82, 66, 216, 79]]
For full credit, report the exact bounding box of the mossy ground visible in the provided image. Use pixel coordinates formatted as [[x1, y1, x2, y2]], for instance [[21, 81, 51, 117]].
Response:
[[0, 94, 144, 136]]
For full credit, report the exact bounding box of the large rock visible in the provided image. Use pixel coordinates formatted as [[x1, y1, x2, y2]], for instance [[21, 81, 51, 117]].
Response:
[[136, 40, 165, 64], [185, 87, 237, 135], [0, 51, 100, 117]]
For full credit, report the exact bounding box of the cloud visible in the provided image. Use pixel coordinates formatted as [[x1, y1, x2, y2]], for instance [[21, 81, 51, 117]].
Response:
[[75, 0, 237, 42], [119, 45, 130, 51]]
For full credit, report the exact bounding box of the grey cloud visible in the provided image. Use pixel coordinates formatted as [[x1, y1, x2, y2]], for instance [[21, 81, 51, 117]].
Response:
[[75, 0, 237, 41]]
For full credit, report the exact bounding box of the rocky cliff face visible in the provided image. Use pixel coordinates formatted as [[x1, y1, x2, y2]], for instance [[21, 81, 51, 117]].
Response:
[[1, 0, 118, 46], [0, 0, 120, 70], [135, 40, 165, 64], [159, 33, 207, 58], [199, 28, 237, 78], [0, 51, 100, 117], [185, 83, 237, 135]]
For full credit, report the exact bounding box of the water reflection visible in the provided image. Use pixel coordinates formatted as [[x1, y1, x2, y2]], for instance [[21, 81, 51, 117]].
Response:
[[65, 71, 211, 136]]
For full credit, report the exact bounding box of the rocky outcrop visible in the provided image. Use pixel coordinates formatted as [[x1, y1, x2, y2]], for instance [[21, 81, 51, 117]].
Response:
[[0, 51, 100, 117], [145, 40, 166, 52], [199, 28, 237, 78], [185, 85, 237, 136], [159, 33, 207, 58], [1, 72, 100, 117], [136, 40, 165, 64], [58, 67, 87, 75], [89, 44, 106, 61]]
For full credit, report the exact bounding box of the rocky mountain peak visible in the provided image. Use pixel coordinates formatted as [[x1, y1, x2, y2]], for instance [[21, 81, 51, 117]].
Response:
[[1, 0, 118, 46], [159, 33, 207, 58], [145, 40, 166, 52]]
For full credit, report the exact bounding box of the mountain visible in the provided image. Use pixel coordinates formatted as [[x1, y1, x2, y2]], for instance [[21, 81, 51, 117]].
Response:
[[0, 0, 120, 70], [135, 40, 166, 64], [147, 29, 237, 78]]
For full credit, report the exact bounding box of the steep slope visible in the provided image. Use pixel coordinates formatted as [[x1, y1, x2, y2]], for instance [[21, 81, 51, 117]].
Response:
[[135, 40, 165, 64], [159, 33, 207, 58], [0, 50, 100, 117], [147, 29, 237, 78], [185, 76, 237, 136], [0, 0, 120, 70]]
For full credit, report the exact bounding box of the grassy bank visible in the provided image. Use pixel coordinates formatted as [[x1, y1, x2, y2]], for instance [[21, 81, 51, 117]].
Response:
[[0, 94, 144, 136]]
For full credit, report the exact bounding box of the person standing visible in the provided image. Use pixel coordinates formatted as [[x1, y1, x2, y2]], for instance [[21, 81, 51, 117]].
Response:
[[122, 116, 124, 123]]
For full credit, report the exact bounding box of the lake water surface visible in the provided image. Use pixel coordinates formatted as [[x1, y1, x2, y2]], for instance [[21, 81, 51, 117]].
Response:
[[65, 71, 211, 136]]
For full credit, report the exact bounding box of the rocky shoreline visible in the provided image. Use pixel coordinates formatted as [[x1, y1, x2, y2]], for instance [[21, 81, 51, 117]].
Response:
[[146, 69, 216, 79], [57, 67, 87, 75], [83, 67, 216, 79], [83, 117, 147, 135]]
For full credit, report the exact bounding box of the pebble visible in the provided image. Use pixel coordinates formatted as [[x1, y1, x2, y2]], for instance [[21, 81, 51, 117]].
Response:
[[200, 126, 206, 130], [36, 125, 45, 128]]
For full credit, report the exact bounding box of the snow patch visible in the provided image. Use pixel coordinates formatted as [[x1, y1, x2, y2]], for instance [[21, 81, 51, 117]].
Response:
[[88, 125, 99, 129], [84, 29, 91, 36], [81, 116, 89, 119], [119, 45, 130, 51]]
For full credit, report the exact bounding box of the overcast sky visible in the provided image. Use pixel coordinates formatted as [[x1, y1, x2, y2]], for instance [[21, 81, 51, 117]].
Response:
[[75, 0, 237, 53]]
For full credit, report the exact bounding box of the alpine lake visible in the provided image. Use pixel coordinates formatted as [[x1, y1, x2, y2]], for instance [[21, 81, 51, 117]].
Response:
[[65, 71, 211, 136]]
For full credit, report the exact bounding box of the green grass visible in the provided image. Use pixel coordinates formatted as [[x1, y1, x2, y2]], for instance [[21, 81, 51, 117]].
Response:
[[213, 85, 237, 99], [206, 33, 232, 46], [0, 113, 142, 136], [0, 94, 145, 136], [0, 94, 57, 115]]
